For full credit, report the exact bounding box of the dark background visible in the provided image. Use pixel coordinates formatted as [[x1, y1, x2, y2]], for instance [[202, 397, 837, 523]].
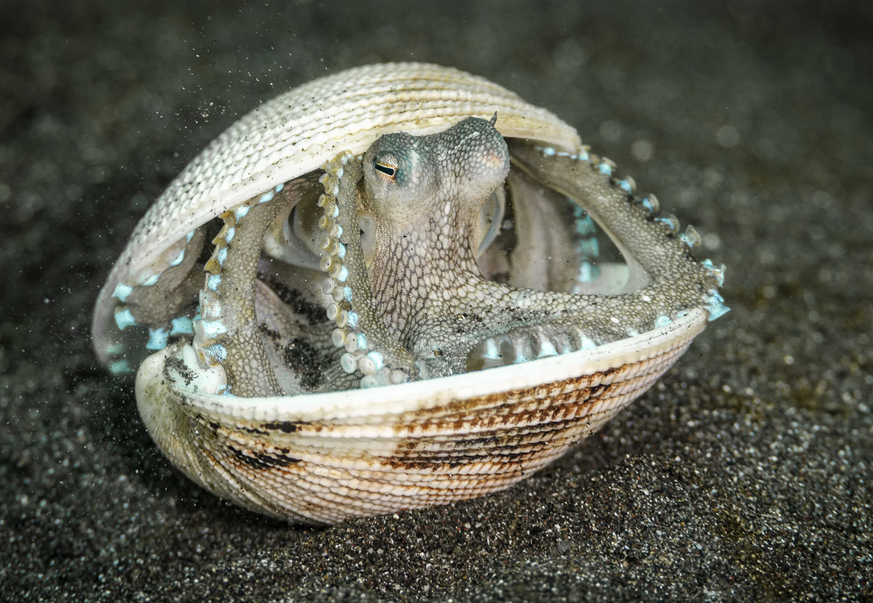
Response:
[[1, 1, 871, 601]]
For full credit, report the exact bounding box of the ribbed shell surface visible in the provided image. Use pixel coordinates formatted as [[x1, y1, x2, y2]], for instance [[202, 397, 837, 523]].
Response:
[[93, 63, 580, 363], [137, 309, 706, 524]]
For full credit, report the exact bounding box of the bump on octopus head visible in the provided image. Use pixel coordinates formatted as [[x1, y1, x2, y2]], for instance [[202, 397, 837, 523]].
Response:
[[433, 116, 510, 208]]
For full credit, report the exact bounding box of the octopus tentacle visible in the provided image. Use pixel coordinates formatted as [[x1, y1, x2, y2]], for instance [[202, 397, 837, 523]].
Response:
[[315, 153, 419, 388], [192, 183, 299, 397], [502, 171, 581, 292], [453, 142, 730, 370], [103, 227, 206, 374], [507, 140, 728, 320]]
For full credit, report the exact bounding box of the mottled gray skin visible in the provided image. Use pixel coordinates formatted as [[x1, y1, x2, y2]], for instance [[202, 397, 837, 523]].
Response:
[[333, 117, 717, 378], [361, 118, 513, 371]]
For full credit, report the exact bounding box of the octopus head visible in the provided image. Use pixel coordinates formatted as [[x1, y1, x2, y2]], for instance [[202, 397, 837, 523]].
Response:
[[362, 116, 510, 234]]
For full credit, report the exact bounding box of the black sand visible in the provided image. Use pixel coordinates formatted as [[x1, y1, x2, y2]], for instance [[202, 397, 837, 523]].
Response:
[[1, 2, 871, 601]]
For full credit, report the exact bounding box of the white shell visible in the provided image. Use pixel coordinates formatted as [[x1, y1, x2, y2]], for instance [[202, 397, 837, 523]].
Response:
[[93, 63, 719, 524], [93, 63, 579, 364], [138, 310, 705, 524]]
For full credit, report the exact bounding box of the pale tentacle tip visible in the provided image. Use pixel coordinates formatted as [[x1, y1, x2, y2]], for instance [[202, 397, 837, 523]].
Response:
[[112, 282, 133, 302], [657, 213, 680, 234], [146, 327, 170, 351], [641, 193, 660, 214], [618, 176, 637, 193], [597, 158, 616, 176], [654, 315, 673, 328], [207, 274, 221, 291], [701, 259, 727, 287], [140, 273, 160, 287], [170, 317, 194, 336], [109, 359, 132, 375], [114, 308, 137, 330], [679, 225, 701, 248], [705, 290, 730, 321]]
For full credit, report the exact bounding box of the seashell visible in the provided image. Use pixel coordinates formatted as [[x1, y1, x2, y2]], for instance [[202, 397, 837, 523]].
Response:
[[92, 63, 728, 524]]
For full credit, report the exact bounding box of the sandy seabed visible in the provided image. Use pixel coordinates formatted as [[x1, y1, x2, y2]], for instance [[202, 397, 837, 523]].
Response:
[[1, 2, 871, 601]]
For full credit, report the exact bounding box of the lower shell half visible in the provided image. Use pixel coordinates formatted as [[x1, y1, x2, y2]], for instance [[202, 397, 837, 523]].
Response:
[[136, 308, 706, 524]]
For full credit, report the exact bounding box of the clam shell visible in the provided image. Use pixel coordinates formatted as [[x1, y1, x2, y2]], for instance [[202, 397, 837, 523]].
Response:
[[94, 62, 721, 524]]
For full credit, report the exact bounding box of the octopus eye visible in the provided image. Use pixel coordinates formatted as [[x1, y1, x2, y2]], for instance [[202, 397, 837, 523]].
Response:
[[374, 162, 396, 178], [373, 154, 398, 181]]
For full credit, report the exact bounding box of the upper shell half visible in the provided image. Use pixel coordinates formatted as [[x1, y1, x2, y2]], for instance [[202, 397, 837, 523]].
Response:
[[92, 62, 728, 524], [93, 62, 578, 363]]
